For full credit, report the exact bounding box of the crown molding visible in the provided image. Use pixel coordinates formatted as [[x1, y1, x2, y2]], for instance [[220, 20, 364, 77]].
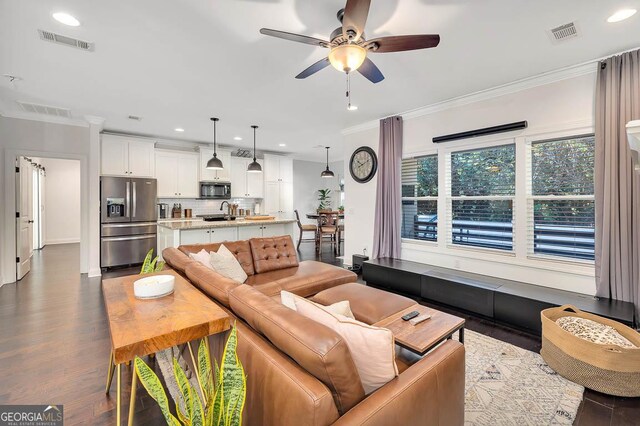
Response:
[[341, 61, 597, 136], [0, 110, 90, 128], [84, 115, 105, 129]]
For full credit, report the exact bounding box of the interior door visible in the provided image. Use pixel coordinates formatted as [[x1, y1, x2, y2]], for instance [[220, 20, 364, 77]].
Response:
[[16, 156, 33, 279]]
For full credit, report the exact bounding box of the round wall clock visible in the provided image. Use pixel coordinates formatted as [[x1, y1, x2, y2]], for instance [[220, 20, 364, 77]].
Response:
[[349, 146, 378, 183]]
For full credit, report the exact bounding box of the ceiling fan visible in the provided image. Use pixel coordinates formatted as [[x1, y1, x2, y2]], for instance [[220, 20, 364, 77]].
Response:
[[259, 0, 440, 84]]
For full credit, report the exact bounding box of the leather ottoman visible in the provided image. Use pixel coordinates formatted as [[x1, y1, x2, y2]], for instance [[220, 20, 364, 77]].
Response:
[[311, 283, 417, 325]]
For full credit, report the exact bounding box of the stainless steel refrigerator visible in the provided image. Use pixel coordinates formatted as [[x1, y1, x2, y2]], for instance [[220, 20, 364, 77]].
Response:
[[100, 176, 157, 268]]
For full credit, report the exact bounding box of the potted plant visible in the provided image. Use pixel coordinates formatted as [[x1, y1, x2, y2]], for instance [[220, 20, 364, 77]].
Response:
[[140, 249, 165, 274], [134, 325, 247, 425], [338, 205, 344, 214], [317, 188, 332, 212]]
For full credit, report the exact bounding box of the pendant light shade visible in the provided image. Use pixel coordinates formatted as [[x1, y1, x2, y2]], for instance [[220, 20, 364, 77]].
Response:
[[206, 117, 224, 170], [321, 146, 335, 178], [247, 125, 262, 173]]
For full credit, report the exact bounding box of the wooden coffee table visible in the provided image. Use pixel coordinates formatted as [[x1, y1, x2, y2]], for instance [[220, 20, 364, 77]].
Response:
[[373, 305, 465, 355], [102, 269, 230, 425]]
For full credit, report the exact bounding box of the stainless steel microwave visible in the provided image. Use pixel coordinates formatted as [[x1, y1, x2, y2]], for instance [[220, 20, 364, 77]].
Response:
[[200, 181, 231, 199]]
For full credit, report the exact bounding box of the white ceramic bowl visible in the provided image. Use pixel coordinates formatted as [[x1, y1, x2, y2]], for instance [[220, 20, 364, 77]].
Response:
[[134, 275, 175, 299]]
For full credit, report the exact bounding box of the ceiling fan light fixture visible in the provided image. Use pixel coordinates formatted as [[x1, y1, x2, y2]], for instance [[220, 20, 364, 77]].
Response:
[[328, 44, 366, 73]]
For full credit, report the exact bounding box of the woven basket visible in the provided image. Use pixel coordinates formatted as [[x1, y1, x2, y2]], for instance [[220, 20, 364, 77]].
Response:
[[540, 304, 640, 397]]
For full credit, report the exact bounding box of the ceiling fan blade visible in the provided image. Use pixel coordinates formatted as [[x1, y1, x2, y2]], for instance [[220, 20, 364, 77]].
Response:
[[295, 57, 331, 79], [357, 57, 384, 83], [366, 34, 440, 53], [342, 0, 371, 42], [260, 28, 329, 47]]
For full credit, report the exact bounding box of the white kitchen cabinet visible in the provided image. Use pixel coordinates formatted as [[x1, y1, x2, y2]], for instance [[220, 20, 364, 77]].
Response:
[[238, 223, 288, 239], [231, 157, 263, 198], [265, 181, 293, 217], [264, 155, 293, 183], [155, 150, 199, 198], [200, 148, 231, 182], [237, 225, 263, 240], [180, 227, 238, 245], [101, 134, 155, 177]]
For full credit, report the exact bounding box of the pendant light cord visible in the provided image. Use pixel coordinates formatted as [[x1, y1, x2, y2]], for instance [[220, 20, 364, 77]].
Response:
[[253, 125, 257, 161], [211, 117, 219, 158]]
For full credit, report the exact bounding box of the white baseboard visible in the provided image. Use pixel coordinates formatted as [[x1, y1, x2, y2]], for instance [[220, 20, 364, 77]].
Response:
[[88, 267, 102, 278], [44, 238, 81, 245]]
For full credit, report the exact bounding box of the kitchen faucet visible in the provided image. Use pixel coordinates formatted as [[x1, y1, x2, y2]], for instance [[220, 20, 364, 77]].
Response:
[[220, 201, 231, 218]]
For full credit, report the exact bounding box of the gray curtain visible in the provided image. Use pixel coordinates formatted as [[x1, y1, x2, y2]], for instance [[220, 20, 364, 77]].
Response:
[[373, 116, 403, 259], [595, 49, 640, 319]]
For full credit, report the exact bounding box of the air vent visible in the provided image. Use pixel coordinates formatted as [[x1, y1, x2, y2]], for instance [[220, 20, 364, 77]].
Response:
[[547, 22, 580, 43], [128, 115, 142, 121], [234, 149, 251, 158], [16, 101, 71, 118], [38, 29, 94, 51]]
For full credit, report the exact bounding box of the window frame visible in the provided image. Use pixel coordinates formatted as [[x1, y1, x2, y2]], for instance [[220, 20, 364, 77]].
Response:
[[401, 152, 439, 245], [445, 140, 517, 254], [525, 133, 596, 264]]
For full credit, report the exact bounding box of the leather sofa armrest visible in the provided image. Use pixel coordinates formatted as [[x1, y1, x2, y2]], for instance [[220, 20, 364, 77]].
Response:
[[332, 340, 465, 426], [252, 281, 283, 297]]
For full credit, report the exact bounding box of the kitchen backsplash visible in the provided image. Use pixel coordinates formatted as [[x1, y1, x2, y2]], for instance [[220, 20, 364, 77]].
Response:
[[158, 198, 261, 217]]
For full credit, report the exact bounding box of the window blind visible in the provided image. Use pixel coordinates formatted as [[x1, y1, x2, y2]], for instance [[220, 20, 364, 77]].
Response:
[[447, 144, 516, 251], [527, 135, 595, 261], [401, 155, 437, 241]]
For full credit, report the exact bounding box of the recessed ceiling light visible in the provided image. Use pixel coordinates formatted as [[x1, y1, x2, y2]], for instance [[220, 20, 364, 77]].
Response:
[[233, 136, 242, 141], [279, 143, 286, 147], [52, 12, 80, 27], [607, 9, 637, 23], [347, 104, 358, 111], [174, 128, 185, 132]]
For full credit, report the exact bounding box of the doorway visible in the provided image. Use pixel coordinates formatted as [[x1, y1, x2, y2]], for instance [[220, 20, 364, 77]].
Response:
[[16, 156, 81, 280]]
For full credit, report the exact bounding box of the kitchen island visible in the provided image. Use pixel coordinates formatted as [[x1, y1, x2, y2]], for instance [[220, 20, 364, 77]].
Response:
[[157, 218, 296, 257]]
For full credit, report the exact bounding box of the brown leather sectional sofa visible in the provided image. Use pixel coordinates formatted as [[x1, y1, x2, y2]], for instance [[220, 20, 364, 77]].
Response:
[[162, 235, 465, 426]]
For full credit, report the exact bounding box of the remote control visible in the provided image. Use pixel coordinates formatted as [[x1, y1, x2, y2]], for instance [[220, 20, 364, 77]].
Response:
[[402, 311, 420, 321], [409, 314, 432, 326]]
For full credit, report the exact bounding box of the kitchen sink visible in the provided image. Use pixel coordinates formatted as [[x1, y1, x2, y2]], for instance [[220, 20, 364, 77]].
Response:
[[202, 215, 236, 222]]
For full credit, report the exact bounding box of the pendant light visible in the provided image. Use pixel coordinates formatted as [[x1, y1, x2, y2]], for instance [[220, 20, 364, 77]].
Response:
[[206, 117, 224, 170], [247, 125, 262, 173], [321, 146, 335, 178]]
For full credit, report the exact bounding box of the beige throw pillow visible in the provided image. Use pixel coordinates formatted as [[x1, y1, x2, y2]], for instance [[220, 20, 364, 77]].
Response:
[[209, 245, 248, 283], [292, 293, 398, 394], [189, 249, 214, 270], [280, 291, 355, 319]]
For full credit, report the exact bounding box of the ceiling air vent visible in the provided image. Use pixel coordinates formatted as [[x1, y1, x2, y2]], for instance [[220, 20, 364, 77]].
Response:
[[38, 29, 94, 51], [16, 101, 72, 118], [547, 22, 580, 44]]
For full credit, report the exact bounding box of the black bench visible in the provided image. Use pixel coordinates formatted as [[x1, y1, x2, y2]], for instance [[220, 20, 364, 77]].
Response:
[[363, 257, 636, 333]]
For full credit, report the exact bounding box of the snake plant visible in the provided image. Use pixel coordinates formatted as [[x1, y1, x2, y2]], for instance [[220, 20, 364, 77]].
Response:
[[135, 325, 247, 426], [140, 249, 165, 274]]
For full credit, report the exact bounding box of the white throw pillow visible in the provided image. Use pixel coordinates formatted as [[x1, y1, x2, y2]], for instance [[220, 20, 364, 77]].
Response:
[[280, 291, 355, 319], [292, 293, 398, 394], [209, 244, 248, 283], [189, 249, 214, 270]]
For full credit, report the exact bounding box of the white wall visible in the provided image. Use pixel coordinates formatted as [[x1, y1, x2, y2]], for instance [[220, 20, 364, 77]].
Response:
[[0, 116, 92, 284], [343, 71, 598, 295], [39, 158, 81, 245]]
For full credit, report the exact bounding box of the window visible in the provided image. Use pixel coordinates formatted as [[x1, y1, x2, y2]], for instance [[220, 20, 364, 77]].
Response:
[[528, 135, 595, 260], [448, 144, 515, 251], [402, 155, 438, 241]]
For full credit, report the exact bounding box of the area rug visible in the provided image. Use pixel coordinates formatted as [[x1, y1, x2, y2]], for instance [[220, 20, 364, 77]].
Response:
[[461, 329, 584, 425]]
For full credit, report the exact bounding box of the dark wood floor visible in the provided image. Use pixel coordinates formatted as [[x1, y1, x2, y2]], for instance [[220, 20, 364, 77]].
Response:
[[0, 242, 637, 425]]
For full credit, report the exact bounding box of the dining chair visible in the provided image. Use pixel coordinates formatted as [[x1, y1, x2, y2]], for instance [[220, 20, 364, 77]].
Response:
[[317, 213, 339, 255], [294, 210, 317, 251]]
